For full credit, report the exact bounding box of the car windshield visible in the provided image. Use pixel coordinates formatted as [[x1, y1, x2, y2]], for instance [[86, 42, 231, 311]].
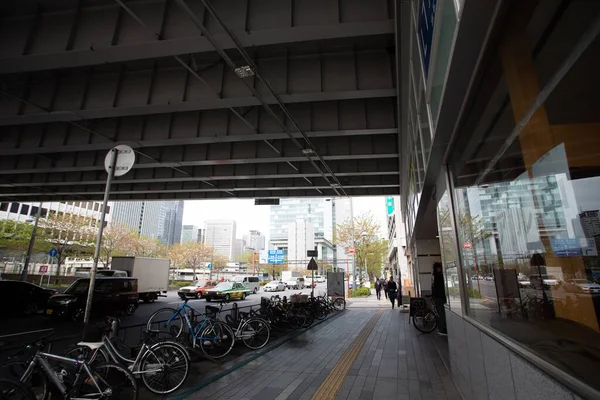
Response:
[[214, 282, 232, 290], [65, 280, 89, 294], [194, 281, 208, 287]]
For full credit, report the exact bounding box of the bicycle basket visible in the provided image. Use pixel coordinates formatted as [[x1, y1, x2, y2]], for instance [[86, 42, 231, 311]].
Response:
[[205, 305, 220, 318], [290, 294, 309, 304]]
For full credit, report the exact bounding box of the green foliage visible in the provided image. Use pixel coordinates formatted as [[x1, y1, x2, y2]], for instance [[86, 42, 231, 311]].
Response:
[[171, 280, 194, 287], [259, 281, 267, 286], [350, 287, 371, 297], [468, 288, 482, 299], [370, 281, 375, 289]]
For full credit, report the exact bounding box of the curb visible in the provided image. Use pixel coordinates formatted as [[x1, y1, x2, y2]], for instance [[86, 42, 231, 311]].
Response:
[[169, 310, 346, 400]]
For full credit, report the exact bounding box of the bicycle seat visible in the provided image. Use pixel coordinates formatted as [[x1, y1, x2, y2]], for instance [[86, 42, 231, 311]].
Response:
[[77, 341, 104, 350]]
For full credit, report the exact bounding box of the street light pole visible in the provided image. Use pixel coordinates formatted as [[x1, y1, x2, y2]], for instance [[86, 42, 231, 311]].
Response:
[[350, 197, 356, 289], [209, 227, 215, 280]]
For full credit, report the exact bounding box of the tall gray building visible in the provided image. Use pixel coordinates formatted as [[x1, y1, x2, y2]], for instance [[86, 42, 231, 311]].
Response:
[[269, 198, 328, 245], [205, 220, 237, 260], [111, 200, 183, 244], [243, 230, 266, 251], [158, 201, 184, 246]]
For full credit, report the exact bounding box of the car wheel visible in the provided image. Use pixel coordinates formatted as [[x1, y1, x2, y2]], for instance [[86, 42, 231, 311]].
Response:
[[194, 293, 199, 299], [125, 303, 137, 315], [241, 293, 246, 300], [71, 307, 84, 322], [23, 301, 38, 315]]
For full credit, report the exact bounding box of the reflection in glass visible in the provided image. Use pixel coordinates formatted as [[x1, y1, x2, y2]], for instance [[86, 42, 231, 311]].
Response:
[[437, 190, 463, 312]]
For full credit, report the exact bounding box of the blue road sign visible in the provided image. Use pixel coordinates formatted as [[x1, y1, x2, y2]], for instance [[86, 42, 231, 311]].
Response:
[[207, 263, 213, 270], [268, 250, 285, 265], [386, 196, 394, 215], [550, 238, 581, 257], [48, 248, 58, 257]]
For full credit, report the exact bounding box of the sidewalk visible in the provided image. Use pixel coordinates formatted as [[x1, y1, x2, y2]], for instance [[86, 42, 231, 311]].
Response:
[[179, 306, 462, 400], [346, 288, 410, 310]]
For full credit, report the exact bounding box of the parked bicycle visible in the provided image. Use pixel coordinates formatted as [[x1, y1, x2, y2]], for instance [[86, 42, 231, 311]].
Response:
[[0, 378, 37, 399], [64, 318, 189, 395], [2, 333, 137, 400], [412, 296, 440, 333], [147, 299, 235, 359], [223, 306, 271, 350]]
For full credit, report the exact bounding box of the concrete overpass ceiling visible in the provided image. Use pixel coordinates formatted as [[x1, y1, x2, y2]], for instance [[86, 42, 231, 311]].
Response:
[[0, 0, 400, 201]]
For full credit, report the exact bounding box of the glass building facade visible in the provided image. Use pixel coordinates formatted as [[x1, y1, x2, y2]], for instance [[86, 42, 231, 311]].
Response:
[[269, 198, 327, 242], [402, 0, 600, 398]]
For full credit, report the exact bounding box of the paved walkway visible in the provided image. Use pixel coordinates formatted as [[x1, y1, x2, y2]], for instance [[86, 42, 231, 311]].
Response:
[[182, 306, 462, 400]]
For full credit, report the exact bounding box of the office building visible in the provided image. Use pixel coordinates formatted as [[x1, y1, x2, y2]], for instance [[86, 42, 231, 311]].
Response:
[[111, 200, 183, 244], [269, 198, 327, 243], [181, 225, 204, 244], [205, 220, 236, 260], [287, 220, 315, 269], [0, 201, 109, 226], [243, 230, 265, 251], [158, 201, 184, 246], [233, 238, 246, 261], [397, 1, 600, 397]]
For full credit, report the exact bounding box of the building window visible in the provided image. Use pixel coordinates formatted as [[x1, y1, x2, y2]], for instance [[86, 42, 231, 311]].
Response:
[[10, 203, 19, 213], [437, 189, 462, 313], [447, 3, 600, 392], [0, 203, 8, 212], [20, 205, 29, 215]]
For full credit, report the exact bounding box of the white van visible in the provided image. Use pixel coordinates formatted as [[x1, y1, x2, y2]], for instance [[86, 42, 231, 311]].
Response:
[[231, 276, 260, 293], [286, 277, 305, 290]]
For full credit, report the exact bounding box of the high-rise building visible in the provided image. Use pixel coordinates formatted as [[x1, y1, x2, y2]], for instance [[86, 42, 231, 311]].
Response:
[[158, 201, 184, 245], [243, 230, 265, 251], [181, 225, 204, 244], [111, 200, 183, 244], [0, 201, 110, 226], [205, 220, 236, 260], [233, 238, 246, 261], [269, 198, 327, 246], [287, 220, 315, 269]]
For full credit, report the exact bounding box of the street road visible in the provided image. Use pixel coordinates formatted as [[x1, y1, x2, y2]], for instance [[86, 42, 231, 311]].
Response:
[[0, 283, 328, 350]]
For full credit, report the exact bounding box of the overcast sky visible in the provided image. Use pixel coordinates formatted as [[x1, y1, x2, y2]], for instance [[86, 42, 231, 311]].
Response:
[[182, 196, 393, 243]]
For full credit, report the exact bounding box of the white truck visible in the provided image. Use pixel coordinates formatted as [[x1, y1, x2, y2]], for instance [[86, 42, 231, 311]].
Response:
[[110, 257, 170, 303], [282, 271, 304, 289]]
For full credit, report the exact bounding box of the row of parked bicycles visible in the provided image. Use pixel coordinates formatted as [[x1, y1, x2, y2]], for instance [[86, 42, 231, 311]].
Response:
[[0, 292, 345, 399]]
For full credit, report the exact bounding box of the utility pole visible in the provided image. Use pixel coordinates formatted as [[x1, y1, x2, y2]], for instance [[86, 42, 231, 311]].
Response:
[[209, 227, 215, 280], [350, 197, 356, 289]]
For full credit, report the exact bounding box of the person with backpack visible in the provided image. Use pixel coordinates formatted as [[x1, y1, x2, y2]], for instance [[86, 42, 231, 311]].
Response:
[[387, 276, 398, 309]]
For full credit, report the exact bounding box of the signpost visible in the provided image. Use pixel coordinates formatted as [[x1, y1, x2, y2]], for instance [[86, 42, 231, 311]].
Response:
[[267, 250, 285, 264], [48, 248, 58, 258], [463, 241, 472, 250], [39, 265, 48, 286], [385, 196, 394, 215], [84, 145, 135, 324], [307, 257, 318, 298], [348, 247, 355, 254]]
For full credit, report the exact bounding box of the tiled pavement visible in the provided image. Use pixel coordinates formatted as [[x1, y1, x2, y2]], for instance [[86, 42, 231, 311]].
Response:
[[183, 307, 463, 400]]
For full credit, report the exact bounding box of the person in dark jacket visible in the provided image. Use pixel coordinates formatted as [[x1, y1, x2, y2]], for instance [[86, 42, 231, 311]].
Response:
[[387, 277, 398, 309], [382, 278, 388, 299], [375, 279, 382, 300], [432, 262, 447, 334]]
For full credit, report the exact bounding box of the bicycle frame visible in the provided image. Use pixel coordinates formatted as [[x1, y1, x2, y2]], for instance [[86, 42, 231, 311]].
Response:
[[22, 351, 104, 399], [89, 336, 164, 376]]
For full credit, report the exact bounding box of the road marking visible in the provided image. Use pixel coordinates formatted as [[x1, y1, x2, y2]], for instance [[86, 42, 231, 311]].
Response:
[[312, 310, 383, 400], [0, 328, 54, 340]]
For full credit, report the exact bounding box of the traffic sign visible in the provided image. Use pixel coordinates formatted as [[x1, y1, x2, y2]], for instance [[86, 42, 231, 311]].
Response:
[[307, 257, 319, 271], [386, 196, 394, 215], [463, 241, 472, 250], [207, 263, 213, 270], [267, 250, 285, 264], [39, 265, 48, 273], [348, 247, 355, 254], [105, 145, 135, 177], [48, 248, 58, 257]]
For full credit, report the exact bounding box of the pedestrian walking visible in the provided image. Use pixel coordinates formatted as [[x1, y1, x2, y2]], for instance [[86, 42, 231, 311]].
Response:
[[382, 278, 388, 299], [396, 276, 403, 308], [387, 277, 398, 309], [375, 279, 382, 300], [432, 262, 448, 335]]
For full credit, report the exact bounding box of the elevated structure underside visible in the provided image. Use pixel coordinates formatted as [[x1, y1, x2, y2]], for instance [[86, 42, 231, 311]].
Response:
[[0, 0, 400, 201]]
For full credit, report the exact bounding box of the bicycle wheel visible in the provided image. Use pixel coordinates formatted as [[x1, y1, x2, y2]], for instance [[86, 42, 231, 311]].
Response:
[[140, 342, 189, 395], [147, 308, 184, 338], [333, 298, 346, 311], [286, 309, 306, 330], [302, 308, 314, 328], [312, 302, 328, 320], [0, 378, 37, 400], [198, 321, 235, 359], [241, 318, 271, 350], [76, 363, 138, 400], [0, 362, 48, 400], [412, 309, 438, 333]]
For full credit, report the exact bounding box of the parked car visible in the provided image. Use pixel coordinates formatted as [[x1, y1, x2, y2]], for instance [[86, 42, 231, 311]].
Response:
[[0, 280, 57, 316], [46, 277, 138, 321], [563, 279, 600, 294], [529, 274, 559, 290], [263, 281, 286, 292], [205, 282, 251, 302], [178, 280, 219, 299]]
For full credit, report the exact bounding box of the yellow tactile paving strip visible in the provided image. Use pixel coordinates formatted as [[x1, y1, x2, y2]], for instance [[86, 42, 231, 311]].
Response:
[[311, 310, 383, 400]]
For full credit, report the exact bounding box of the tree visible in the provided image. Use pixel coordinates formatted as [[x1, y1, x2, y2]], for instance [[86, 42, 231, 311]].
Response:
[[40, 210, 95, 283], [99, 224, 138, 268], [243, 251, 260, 274], [169, 242, 211, 280], [212, 254, 228, 279], [334, 212, 388, 283], [131, 235, 167, 258]]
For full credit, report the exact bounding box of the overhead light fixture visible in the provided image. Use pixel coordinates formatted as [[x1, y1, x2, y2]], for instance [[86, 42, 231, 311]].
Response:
[[330, 183, 341, 188], [235, 65, 254, 78], [302, 148, 315, 155]]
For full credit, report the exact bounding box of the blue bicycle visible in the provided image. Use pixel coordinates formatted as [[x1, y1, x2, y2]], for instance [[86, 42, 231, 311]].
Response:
[[146, 300, 235, 359]]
